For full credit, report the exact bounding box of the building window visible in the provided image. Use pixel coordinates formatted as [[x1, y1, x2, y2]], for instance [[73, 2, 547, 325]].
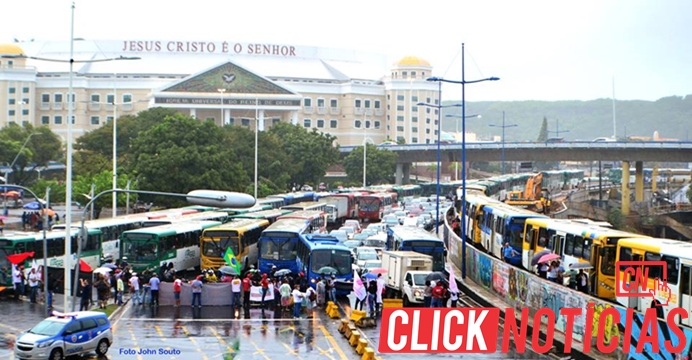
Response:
[[317, 119, 325, 128], [396, 95, 404, 101], [364, 99, 371, 108], [402, 71, 407, 79], [434, 119, 438, 125], [8, 99, 15, 105], [396, 115, 404, 122], [426, 139, 430, 144], [434, 99, 439, 105], [90, 116, 100, 125], [354, 120, 362, 128], [426, 97, 430, 103], [22, 98, 29, 105], [303, 119, 311, 128], [396, 105, 404, 111], [374, 100, 381, 109], [412, 117, 418, 122], [412, 106, 418, 112], [434, 130, 438, 135], [412, 96, 418, 102], [422, 72, 425, 77], [396, 126, 404, 132], [426, 129, 430, 134], [303, 98, 312, 107], [354, 99, 361, 108], [106, 116, 114, 123], [22, 87, 29, 93], [317, 98, 325, 107], [54, 93, 63, 103], [8, 87, 15, 94], [41, 116, 49, 125], [412, 127, 418, 133], [330, 119, 337, 128], [122, 94, 132, 103], [272, 118, 280, 126], [54, 115, 63, 125], [106, 93, 115, 104], [435, 109, 438, 115], [374, 120, 381, 128], [22, 109, 28, 116], [365, 120, 371, 129], [91, 93, 100, 103], [68, 93, 76, 104], [330, 99, 338, 108], [412, 137, 418, 143], [41, 93, 50, 103], [70, 115, 75, 124], [241, 118, 250, 126], [426, 118, 431, 124], [426, 108, 430, 114], [411, 71, 416, 78], [8, 110, 15, 116]]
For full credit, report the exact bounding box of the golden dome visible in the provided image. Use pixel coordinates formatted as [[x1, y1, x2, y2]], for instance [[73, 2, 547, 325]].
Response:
[[0, 43, 24, 56], [397, 56, 431, 67]]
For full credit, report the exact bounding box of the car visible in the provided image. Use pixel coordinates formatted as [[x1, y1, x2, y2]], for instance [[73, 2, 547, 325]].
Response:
[[355, 248, 380, 269], [329, 230, 349, 243], [343, 219, 361, 233], [342, 240, 363, 250], [382, 214, 399, 228], [394, 210, 408, 225], [360, 229, 378, 238], [366, 223, 387, 233], [15, 311, 113, 360], [352, 233, 370, 242], [377, 141, 397, 149], [339, 226, 356, 239]]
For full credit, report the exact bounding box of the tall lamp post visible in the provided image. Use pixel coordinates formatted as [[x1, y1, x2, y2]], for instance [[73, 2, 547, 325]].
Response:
[[488, 111, 518, 175], [417, 96, 462, 234], [427, 43, 500, 279], [548, 119, 569, 169], [445, 113, 481, 180]]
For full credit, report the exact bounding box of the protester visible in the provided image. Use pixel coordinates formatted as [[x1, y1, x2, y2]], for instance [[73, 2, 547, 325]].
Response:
[[316, 278, 326, 308], [116, 273, 124, 306], [431, 281, 446, 308], [173, 275, 182, 308], [423, 280, 432, 308], [242, 273, 252, 309], [231, 275, 242, 311], [79, 279, 92, 311], [28, 268, 39, 304], [291, 284, 304, 319], [191, 275, 203, 308], [279, 279, 292, 313], [305, 285, 317, 318], [367, 279, 378, 317], [129, 272, 141, 305], [260, 273, 270, 309], [149, 273, 160, 306]]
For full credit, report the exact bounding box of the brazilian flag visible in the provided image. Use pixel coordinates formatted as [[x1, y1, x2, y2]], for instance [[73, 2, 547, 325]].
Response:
[[224, 248, 242, 274]]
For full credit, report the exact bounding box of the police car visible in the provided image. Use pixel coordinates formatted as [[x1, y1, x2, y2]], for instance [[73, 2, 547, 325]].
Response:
[[14, 311, 113, 360]]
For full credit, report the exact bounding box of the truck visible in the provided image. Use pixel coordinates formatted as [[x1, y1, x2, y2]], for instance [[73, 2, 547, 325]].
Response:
[[380, 250, 433, 306], [322, 195, 349, 228], [504, 173, 551, 213]]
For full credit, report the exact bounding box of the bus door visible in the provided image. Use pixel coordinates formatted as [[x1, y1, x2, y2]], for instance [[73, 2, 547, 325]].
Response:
[[523, 226, 537, 270], [681, 265, 692, 326]]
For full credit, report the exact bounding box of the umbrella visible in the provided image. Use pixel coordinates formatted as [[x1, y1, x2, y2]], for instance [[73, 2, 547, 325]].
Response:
[[537, 253, 561, 265], [531, 249, 553, 266], [569, 262, 594, 270], [40, 208, 56, 217], [368, 268, 387, 275], [23, 201, 42, 210], [0, 215, 7, 220], [7, 251, 35, 265], [218, 266, 239, 276], [102, 263, 118, 269], [316, 266, 338, 275], [93, 267, 112, 275], [425, 272, 446, 282], [79, 259, 93, 273], [274, 269, 292, 277], [363, 273, 378, 280]]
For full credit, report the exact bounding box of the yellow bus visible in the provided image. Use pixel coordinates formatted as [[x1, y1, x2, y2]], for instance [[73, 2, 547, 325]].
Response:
[[200, 218, 270, 271], [522, 217, 648, 299], [616, 237, 692, 324], [460, 191, 505, 248]]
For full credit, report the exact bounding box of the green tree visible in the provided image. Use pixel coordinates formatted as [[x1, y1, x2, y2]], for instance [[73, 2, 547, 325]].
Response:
[[608, 208, 626, 230], [537, 116, 549, 142], [30, 179, 66, 206], [127, 114, 248, 206], [342, 144, 396, 185], [268, 123, 339, 189], [73, 150, 111, 178], [0, 124, 63, 185], [72, 170, 137, 218]]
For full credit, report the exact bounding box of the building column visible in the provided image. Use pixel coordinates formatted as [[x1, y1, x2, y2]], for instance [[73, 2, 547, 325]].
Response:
[[652, 166, 658, 193], [622, 161, 630, 215], [395, 164, 404, 185], [190, 108, 197, 118], [290, 111, 298, 125], [634, 161, 644, 202], [258, 110, 265, 131], [403, 163, 411, 184], [223, 109, 231, 125]]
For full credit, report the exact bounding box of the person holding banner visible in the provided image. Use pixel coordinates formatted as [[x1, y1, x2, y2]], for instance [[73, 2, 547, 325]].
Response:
[[352, 270, 367, 312]]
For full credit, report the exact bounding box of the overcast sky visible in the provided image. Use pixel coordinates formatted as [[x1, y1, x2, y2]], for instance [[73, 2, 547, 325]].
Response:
[[3, 0, 691, 102]]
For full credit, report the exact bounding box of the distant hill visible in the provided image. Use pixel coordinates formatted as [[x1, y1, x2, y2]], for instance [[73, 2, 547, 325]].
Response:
[[440, 95, 692, 142]]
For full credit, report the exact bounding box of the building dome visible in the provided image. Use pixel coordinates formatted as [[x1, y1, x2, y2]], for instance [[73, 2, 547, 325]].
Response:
[[396, 56, 430, 67], [0, 43, 24, 56]]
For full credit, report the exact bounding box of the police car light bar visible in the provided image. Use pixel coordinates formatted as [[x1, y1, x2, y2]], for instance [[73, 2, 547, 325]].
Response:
[[51, 310, 77, 319]]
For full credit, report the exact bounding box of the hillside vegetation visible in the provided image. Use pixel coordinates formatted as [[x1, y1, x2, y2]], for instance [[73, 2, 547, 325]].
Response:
[[441, 95, 692, 142]]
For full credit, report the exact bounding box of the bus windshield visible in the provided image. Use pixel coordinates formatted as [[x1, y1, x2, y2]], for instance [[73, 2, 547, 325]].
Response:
[[202, 231, 239, 258], [123, 239, 158, 262], [260, 235, 299, 261], [507, 222, 524, 248], [311, 249, 352, 276], [600, 246, 616, 276], [359, 198, 380, 212]]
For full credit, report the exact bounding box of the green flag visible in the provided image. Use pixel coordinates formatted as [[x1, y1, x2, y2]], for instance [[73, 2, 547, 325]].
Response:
[[224, 247, 242, 274]]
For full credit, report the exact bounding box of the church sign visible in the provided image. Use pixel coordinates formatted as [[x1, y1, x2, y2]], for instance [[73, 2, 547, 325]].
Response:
[[154, 98, 300, 107]]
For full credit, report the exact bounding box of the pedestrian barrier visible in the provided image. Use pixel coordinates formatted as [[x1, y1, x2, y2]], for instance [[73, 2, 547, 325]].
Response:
[[356, 338, 368, 355], [361, 347, 375, 360], [326, 301, 335, 314], [328, 305, 340, 319], [338, 318, 349, 334], [344, 324, 357, 339], [348, 330, 361, 347], [350, 309, 367, 322], [382, 298, 403, 308]]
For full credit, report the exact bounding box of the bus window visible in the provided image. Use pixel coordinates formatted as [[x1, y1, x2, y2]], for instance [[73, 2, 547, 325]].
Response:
[[600, 247, 616, 276], [565, 234, 574, 255], [582, 239, 592, 261], [573, 236, 583, 258], [645, 252, 662, 279], [547, 230, 556, 250], [682, 266, 691, 296], [663, 256, 679, 285], [537, 228, 548, 248], [526, 228, 534, 245]]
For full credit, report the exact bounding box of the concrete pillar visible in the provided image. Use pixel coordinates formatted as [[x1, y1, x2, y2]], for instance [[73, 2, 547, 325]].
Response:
[[290, 111, 298, 125], [223, 109, 231, 125], [190, 108, 197, 118], [395, 164, 404, 185], [634, 161, 644, 202], [652, 166, 658, 193], [258, 109, 265, 131], [622, 161, 630, 215], [403, 164, 411, 184]]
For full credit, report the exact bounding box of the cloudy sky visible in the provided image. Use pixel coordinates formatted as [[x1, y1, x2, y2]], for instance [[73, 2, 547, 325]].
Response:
[[3, 0, 690, 102]]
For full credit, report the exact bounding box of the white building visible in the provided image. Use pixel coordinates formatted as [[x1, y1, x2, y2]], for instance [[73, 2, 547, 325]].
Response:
[[0, 40, 441, 146]]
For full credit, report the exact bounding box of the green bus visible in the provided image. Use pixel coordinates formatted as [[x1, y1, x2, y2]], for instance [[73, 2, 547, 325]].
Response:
[[230, 209, 294, 224]]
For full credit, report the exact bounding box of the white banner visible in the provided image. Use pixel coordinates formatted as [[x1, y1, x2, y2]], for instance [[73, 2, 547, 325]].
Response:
[[250, 285, 275, 302]]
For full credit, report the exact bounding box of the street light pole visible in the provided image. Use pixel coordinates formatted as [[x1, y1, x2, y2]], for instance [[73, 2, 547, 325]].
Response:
[[362, 111, 367, 188], [112, 73, 118, 218], [64, 1, 76, 307], [218, 88, 226, 125], [426, 43, 500, 279], [489, 111, 518, 175], [254, 98, 259, 199], [445, 114, 481, 180], [435, 81, 441, 234]]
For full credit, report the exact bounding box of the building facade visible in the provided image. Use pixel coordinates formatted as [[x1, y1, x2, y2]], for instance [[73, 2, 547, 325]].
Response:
[[0, 40, 440, 146]]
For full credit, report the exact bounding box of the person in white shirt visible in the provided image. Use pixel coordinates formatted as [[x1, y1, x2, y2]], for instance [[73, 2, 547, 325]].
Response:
[[376, 274, 385, 314], [231, 275, 242, 311], [450, 291, 459, 308], [291, 284, 304, 319], [305, 285, 317, 318], [129, 273, 141, 305], [28, 268, 39, 303], [12, 265, 24, 300]]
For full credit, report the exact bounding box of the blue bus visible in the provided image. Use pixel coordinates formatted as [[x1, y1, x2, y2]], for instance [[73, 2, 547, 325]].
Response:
[[257, 218, 310, 274], [296, 234, 354, 295], [478, 202, 547, 267], [386, 226, 447, 271], [267, 192, 315, 207]]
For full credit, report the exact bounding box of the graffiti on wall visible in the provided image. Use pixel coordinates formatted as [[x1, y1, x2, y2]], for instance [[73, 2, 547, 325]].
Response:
[[493, 262, 509, 297], [477, 252, 493, 289], [616, 308, 692, 360]]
